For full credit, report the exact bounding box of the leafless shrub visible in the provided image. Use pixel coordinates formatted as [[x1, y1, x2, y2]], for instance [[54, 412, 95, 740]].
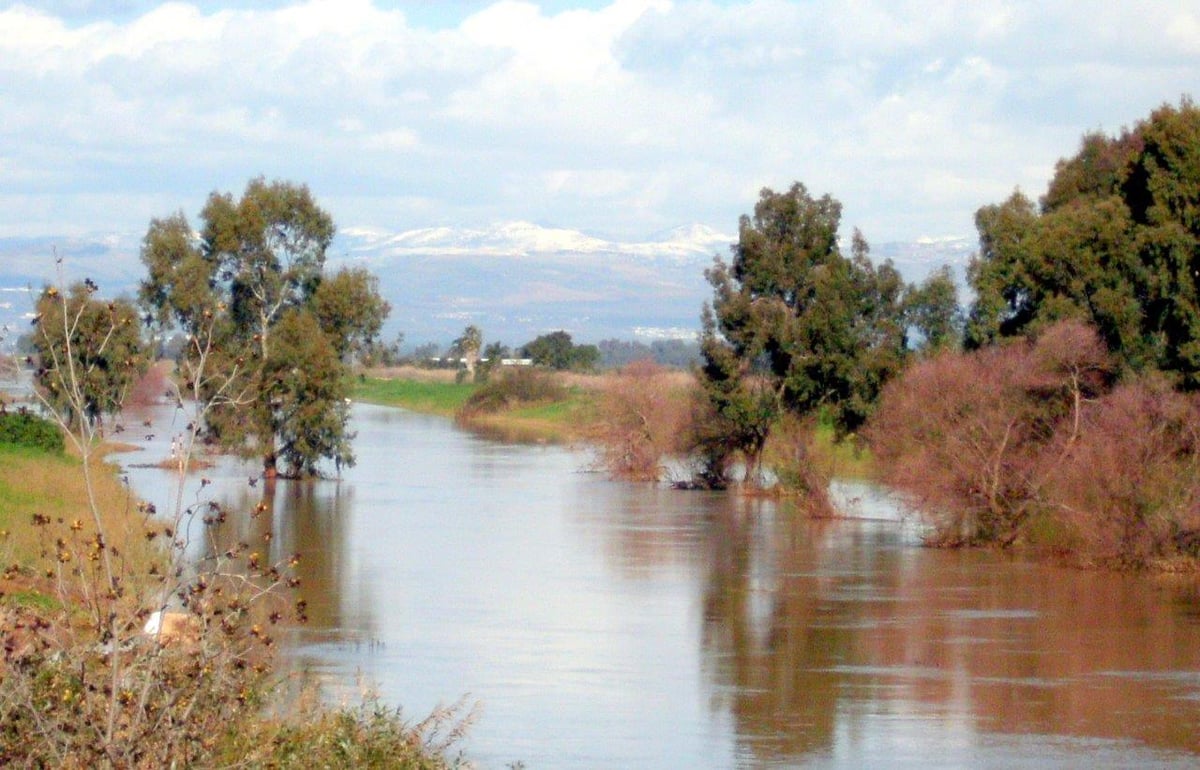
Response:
[[1026, 318, 1115, 443], [1050, 378, 1200, 568], [871, 319, 1200, 566], [870, 342, 1046, 546], [589, 360, 692, 481]]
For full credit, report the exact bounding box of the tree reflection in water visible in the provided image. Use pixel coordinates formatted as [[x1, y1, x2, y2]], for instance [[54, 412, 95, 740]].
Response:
[[692, 494, 1200, 764], [121, 402, 1200, 768]]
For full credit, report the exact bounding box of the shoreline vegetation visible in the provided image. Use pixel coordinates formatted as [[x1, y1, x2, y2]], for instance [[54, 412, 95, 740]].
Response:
[[354, 366, 874, 481], [0, 407, 469, 764], [355, 360, 1199, 574], [4, 97, 1200, 764]]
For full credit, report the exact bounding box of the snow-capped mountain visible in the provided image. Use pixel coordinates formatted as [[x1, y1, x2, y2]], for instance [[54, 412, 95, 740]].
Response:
[[338, 221, 733, 261], [874, 236, 974, 282], [0, 222, 972, 351], [327, 222, 734, 345]]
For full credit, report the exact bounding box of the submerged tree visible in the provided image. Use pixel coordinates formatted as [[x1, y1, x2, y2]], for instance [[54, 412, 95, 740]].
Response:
[[696, 182, 909, 487], [139, 177, 389, 477]]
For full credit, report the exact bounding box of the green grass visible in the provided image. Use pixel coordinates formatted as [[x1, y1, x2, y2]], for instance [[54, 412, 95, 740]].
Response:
[[0, 441, 156, 574], [0, 444, 75, 532], [507, 388, 594, 422], [352, 377, 478, 416], [469, 388, 597, 443], [6, 589, 59, 611], [811, 423, 876, 480], [356, 374, 595, 443]]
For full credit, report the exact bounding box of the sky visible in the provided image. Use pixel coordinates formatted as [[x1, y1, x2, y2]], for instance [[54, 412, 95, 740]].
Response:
[[1, 0, 1198, 244]]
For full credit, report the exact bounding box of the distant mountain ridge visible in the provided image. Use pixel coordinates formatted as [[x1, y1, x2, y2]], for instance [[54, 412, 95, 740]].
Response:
[[340, 221, 734, 260], [0, 223, 973, 351]]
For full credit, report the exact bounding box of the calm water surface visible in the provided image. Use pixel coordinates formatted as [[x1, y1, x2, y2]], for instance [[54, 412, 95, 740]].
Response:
[[121, 402, 1200, 769]]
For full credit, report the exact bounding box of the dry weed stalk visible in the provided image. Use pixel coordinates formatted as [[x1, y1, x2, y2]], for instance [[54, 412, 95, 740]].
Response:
[[0, 269, 300, 767]]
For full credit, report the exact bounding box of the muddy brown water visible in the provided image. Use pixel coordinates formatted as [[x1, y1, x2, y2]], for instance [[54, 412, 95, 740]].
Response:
[[119, 401, 1200, 769]]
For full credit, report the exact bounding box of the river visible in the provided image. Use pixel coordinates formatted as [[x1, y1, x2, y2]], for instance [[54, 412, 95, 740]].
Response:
[[118, 401, 1200, 769]]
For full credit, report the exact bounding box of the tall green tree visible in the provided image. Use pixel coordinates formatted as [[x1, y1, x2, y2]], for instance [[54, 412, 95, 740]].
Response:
[[905, 265, 963, 352], [967, 98, 1200, 385], [521, 330, 574, 370], [32, 282, 148, 428], [312, 266, 391, 362], [520, 330, 599, 371], [139, 178, 389, 477], [698, 182, 908, 486]]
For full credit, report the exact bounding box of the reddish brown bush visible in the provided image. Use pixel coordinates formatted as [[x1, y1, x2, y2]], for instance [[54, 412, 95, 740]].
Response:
[[125, 360, 172, 407], [870, 319, 1200, 566], [589, 360, 693, 481], [870, 343, 1046, 545], [1050, 378, 1200, 567]]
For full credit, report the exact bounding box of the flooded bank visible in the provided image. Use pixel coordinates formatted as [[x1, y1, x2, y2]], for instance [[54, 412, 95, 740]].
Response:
[[120, 401, 1200, 768]]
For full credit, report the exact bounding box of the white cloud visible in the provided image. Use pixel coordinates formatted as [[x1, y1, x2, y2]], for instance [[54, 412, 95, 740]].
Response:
[[0, 0, 1197, 243]]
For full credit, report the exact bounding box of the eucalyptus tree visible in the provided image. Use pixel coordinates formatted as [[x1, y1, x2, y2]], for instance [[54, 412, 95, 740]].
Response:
[[697, 182, 908, 486], [31, 281, 148, 429], [312, 266, 391, 362], [139, 178, 389, 477], [967, 98, 1200, 386]]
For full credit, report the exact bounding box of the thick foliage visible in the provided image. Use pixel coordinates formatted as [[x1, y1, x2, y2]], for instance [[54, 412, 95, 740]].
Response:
[[312, 267, 391, 362], [697, 183, 913, 487], [520, 330, 600, 372], [871, 320, 1200, 566], [259, 309, 354, 476], [967, 98, 1200, 386], [32, 283, 148, 427], [139, 178, 388, 477], [0, 409, 64, 453]]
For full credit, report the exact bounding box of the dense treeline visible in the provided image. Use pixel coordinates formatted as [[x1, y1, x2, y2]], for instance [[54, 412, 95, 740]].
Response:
[[587, 98, 1200, 568], [966, 98, 1200, 385], [872, 98, 1200, 566]]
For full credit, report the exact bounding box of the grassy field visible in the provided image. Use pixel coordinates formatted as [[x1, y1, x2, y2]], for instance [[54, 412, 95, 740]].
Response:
[[462, 386, 598, 444], [0, 443, 150, 575], [352, 375, 479, 416], [354, 368, 600, 442]]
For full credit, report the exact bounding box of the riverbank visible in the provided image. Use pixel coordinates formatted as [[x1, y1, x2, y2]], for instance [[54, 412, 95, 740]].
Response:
[[0, 416, 466, 768], [352, 367, 874, 478], [355, 365, 598, 443]]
